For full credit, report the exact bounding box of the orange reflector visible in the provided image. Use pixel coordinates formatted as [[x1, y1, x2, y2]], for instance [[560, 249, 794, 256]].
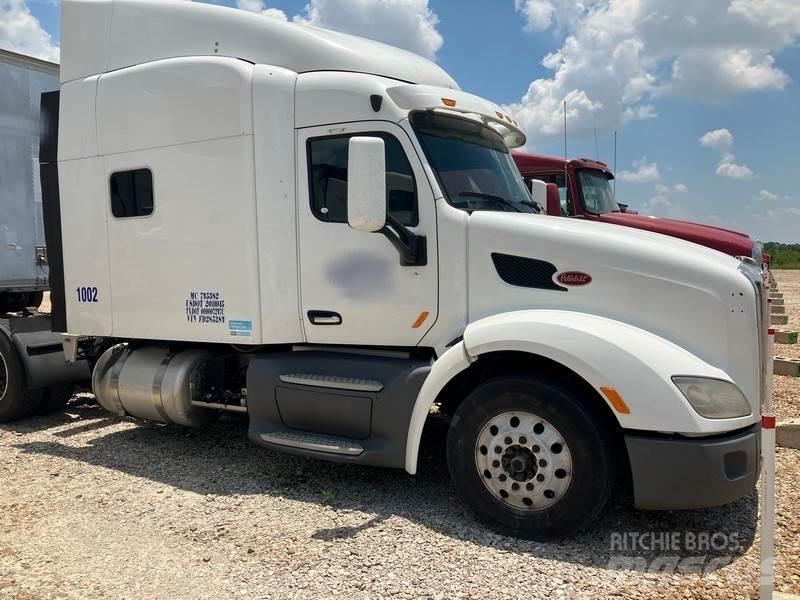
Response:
[[600, 387, 630, 414], [441, 98, 456, 107], [411, 311, 430, 329]]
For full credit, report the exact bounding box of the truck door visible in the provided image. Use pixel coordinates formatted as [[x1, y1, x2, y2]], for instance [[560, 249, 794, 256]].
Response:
[[297, 122, 438, 346]]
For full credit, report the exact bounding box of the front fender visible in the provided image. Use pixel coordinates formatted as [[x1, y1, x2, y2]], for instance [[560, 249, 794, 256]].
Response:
[[464, 310, 756, 433], [404, 310, 757, 474]]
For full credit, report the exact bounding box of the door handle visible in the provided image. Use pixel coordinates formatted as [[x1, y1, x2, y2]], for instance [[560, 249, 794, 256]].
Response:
[[308, 310, 342, 325]]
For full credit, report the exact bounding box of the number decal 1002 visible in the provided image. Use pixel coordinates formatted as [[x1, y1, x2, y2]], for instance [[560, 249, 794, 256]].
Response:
[[76, 286, 99, 303]]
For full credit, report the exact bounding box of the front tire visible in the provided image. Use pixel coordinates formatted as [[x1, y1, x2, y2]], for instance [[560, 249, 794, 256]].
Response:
[[446, 374, 616, 539]]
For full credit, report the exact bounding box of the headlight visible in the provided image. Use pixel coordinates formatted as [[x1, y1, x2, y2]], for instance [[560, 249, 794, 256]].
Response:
[[672, 376, 752, 419], [752, 242, 763, 263]]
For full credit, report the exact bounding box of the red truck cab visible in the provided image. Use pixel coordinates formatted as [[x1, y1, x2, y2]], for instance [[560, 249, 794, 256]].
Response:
[[512, 151, 763, 261]]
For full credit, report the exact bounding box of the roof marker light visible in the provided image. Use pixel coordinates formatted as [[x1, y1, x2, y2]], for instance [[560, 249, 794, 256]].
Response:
[[441, 98, 456, 107]]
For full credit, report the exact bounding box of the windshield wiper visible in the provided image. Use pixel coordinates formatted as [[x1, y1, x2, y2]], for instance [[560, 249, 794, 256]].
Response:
[[456, 191, 523, 213]]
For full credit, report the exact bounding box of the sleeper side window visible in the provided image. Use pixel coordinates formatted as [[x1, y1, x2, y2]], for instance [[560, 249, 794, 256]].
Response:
[[307, 133, 419, 227], [110, 169, 154, 218]]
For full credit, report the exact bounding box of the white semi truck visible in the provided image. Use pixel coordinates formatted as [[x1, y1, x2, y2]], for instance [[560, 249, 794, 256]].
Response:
[[27, 0, 767, 538]]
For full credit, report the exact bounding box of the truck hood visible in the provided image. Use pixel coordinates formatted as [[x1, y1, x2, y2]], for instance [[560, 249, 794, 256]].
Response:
[[597, 212, 755, 257], [466, 212, 760, 409]]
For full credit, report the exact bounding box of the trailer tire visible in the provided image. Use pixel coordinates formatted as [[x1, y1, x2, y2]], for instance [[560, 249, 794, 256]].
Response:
[[0, 332, 43, 422], [446, 374, 616, 540], [37, 384, 74, 416]]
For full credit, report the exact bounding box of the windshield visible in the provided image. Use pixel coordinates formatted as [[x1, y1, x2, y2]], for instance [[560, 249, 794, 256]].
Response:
[[577, 169, 618, 214], [411, 112, 540, 214]]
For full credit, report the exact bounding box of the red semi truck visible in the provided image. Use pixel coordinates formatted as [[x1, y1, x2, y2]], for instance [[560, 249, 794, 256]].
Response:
[[512, 151, 764, 262]]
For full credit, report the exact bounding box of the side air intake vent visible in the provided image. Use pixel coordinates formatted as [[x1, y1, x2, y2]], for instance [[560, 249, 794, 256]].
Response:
[[491, 253, 567, 292]]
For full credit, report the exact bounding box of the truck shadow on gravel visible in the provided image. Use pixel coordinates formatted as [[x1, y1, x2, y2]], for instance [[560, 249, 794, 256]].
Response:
[[7, 399, 757, 572]]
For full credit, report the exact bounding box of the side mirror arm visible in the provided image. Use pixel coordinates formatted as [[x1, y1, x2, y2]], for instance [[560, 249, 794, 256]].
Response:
[[379, 213, 427, 266]]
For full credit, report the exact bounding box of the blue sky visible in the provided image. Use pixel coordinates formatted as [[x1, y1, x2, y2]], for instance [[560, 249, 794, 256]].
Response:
[[6, 0, 800, 242]]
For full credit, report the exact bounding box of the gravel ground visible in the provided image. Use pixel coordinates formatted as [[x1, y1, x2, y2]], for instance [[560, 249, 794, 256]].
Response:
[[1, 400, 798, 599], [1, 291, 798, 599], [771, 270, 800, 420]]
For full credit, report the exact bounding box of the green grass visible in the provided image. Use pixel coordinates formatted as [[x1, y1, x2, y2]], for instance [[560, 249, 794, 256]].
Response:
[[764, 242, 800, 270]]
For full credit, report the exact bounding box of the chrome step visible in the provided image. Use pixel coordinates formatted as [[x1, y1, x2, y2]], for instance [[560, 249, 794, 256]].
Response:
[[259, 431, 364, 456], [279, 373, 383, 392]]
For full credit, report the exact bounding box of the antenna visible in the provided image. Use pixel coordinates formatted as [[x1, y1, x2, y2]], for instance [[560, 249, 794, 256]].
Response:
[[563, 100, 568, 207], [613, 130, 617, 198], [593, 112, 599, 160], [563, 100, 567, 162]]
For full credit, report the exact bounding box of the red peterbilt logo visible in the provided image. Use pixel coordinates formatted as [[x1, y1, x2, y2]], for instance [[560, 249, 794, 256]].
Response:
[[556, 271, 592, 286]]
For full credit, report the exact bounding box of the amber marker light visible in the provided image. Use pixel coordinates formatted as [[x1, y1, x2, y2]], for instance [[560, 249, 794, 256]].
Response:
[[600, 387, 631, 414], [411, 311, 430, 328], [441, 98, 456, 107]]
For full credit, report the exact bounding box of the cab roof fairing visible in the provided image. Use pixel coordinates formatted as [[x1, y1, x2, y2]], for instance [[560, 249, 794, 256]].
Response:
[[60, 0, 459, 89]]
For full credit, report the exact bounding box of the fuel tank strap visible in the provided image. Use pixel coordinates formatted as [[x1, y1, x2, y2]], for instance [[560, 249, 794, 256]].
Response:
[[151, 351, 174, 423]]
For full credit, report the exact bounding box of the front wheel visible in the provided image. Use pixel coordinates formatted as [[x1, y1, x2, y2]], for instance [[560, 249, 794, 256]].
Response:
[[446, 374, 616, 539]]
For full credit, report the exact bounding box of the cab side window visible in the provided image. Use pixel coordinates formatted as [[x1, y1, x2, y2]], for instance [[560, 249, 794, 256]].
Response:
[[527, 173, 569, 215], [308, 133, 419, 227]]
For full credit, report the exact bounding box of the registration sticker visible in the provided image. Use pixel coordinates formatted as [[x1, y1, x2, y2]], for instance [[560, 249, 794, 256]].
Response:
[[229, 320, 253, 338]]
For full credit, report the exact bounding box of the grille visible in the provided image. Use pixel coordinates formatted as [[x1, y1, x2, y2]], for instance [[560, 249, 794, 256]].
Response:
[[491, 253, 567, 292]]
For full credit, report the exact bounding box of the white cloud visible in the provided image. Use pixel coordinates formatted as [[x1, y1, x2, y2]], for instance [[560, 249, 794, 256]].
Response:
[[0, 0, 59, 62], [618, 157, 661, 183], [237, 0, 288, 19], [514, 0, 556, 32], [236, 0, 288, 19], [293, 0, 443, 60], [699, 128, 734, 151], [699, 128, 755, 179], [755, 189, 779, 201], [716, 153, 754, 180], [669, 49, 788, 101], [641, 179, 691, 217], [507, 0, 799, 147], [641, 193, 693, 220]]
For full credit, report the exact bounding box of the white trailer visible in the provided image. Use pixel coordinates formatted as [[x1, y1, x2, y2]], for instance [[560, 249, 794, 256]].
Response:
[[35, 0, 767, 539], [0, 49, 89, 421], [0, 48, 57, 312]]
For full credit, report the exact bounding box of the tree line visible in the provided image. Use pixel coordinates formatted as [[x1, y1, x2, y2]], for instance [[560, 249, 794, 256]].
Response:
[[765, 242, 800, 269]]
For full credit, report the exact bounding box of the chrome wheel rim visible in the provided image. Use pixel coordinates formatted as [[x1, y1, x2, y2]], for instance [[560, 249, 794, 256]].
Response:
[[475, 411, 573, 510], [0, 351, 7, 402]]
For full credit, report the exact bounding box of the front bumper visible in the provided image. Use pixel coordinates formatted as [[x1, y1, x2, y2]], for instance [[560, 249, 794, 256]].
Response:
[[625, 424, 760, 510]]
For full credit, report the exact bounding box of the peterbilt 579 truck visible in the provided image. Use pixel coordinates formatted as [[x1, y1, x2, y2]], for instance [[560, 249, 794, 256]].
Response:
[[23, 0, 767, 539], [514, 151, 764, 262]]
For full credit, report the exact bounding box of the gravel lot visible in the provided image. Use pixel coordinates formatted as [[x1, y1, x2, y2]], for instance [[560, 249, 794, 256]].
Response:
[[1, 289, 799, 599], [772, 270, 800, 420]]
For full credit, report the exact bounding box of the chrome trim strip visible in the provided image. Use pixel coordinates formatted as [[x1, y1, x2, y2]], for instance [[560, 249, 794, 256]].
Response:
[[279, 373, 384, 392]]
